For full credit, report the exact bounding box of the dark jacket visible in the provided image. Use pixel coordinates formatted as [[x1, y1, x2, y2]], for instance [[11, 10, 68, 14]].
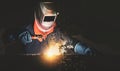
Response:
[[3, 24, 96, 56], [3, 24, 72, 55]]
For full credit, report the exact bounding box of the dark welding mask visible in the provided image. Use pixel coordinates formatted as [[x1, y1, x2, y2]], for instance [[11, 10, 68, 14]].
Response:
[[34, 2, 59, 29]]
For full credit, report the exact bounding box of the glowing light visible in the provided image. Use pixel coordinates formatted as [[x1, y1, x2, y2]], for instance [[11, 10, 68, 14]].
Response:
[[46, 46, 61, 56], [39, 39, 69, 66], [40, 43, 63, 66], [43, 45, 62, 61]]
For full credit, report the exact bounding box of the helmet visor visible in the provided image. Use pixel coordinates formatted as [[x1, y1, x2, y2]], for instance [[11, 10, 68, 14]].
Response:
[[43, 16, 56, 22]]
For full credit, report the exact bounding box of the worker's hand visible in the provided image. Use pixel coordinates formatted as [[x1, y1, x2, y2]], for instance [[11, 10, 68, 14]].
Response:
[[74, 42, 96, 56], [18, 31, 32, 45]]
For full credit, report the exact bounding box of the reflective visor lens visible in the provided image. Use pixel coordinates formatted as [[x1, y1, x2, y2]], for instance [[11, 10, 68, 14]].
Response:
[[43, 16, 55, 22]]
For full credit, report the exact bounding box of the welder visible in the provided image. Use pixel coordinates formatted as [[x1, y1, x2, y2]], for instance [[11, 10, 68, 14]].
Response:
[[4, 2, 95, 56]]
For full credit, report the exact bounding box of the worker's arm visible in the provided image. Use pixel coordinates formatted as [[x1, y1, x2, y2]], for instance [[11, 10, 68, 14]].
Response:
[[46, 29, 96, 56]]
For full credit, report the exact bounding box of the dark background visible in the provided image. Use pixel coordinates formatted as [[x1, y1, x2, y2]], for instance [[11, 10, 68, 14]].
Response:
[[0, 0, 120, 71], [0, 0, 120, 48]]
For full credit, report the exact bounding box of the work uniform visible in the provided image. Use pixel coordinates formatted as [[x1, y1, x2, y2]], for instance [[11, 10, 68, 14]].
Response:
[[18, 20, 57, 54], [4, 23, 95, 56]]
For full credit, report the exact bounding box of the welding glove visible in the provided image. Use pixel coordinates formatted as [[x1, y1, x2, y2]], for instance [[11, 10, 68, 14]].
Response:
[[18, 31, 32, 45], [74, 42, 95, 56]]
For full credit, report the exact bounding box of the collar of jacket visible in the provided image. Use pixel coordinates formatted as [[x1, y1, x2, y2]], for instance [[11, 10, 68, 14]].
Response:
[[32, 19, 56, 42]]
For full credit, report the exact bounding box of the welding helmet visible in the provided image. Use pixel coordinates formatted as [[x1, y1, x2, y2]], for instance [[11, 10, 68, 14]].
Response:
[[34, 2, 59, 30]]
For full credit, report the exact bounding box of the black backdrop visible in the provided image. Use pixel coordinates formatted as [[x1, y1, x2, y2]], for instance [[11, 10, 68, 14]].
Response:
[[0, 0, 120, 45], [0, 0, 120, 71]]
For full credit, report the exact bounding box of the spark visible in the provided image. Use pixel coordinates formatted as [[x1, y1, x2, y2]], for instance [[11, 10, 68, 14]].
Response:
[[40, 43, 64, 66]]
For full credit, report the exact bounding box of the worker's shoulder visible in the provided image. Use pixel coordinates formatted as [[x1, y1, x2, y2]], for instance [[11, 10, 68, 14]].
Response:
[[1, 24, 33, 43], [23, 24, 34, 35]]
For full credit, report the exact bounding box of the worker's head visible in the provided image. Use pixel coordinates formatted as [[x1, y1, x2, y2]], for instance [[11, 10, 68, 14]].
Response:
[[34, 2, 59, 30]]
